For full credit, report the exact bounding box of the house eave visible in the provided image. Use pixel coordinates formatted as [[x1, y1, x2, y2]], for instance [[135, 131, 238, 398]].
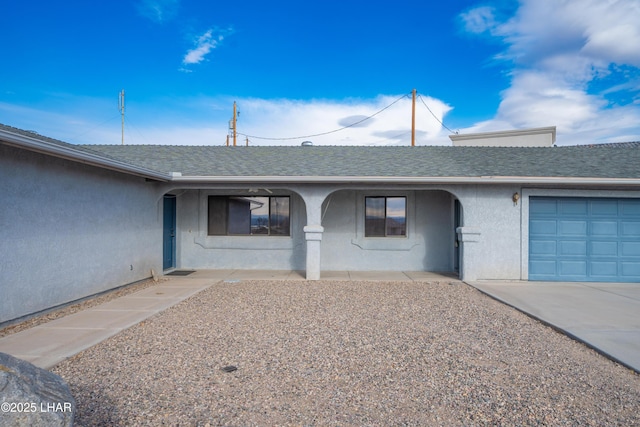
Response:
[[0, 128, 171, 182], [169, 175, 640, 186]]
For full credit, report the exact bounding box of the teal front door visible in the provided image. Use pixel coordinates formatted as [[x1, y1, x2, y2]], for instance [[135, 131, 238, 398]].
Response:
[[163, 196, 176, 270], [529, 197, 640, 282]]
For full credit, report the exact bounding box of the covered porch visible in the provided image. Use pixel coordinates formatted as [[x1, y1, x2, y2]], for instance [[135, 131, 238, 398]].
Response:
[[161, 183, 467, 281]]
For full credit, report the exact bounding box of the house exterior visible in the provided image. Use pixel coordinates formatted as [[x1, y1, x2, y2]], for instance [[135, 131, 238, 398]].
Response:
[[1, 123, 639, 325]]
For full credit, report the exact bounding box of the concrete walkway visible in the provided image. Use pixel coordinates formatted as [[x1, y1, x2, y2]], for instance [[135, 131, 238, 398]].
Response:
[[0, 270, 455, 369], [468, 280, 640, 374]]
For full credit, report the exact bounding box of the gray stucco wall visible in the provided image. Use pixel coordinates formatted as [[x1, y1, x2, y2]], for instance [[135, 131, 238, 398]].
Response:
[[0, 144, 163, 324], [173, 187, 459, 273], [320, 189, 456, 271], [176, 190, 307, 270], [454, 185, 523, 280]]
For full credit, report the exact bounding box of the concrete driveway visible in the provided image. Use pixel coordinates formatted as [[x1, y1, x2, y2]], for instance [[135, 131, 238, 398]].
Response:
[[467, 280, 640, 374]]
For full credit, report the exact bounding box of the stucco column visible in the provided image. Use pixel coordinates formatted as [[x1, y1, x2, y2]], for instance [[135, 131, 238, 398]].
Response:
[[304, 225, 324, 280], [297, 185, 333, 281], [456, 226, 481, 281]]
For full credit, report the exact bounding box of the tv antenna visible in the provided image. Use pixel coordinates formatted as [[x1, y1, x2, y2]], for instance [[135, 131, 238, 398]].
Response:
[[118, 89, 125, 145]]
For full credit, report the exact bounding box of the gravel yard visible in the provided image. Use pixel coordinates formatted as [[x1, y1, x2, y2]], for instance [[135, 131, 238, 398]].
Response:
[[52, 280, 640, 426]]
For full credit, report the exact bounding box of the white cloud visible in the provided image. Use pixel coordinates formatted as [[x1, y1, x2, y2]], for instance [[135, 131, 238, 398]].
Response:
[[496, 71, 604, 131], [182, 29, 226, 67], [0, 94, 454, 147], [233, 95, 453, 146], [136, 0, 179, 24], [460, 0, 640, 145], [459, 6, 498, 34]]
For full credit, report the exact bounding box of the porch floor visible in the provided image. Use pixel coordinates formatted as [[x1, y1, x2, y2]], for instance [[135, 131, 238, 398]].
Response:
[[165, 269, 460, 281]]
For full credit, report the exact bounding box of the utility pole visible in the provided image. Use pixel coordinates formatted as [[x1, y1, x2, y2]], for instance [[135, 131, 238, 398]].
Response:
[[232, 101, 237, 146], [118, 89, 125, 145], [411, 88, 416, 147]]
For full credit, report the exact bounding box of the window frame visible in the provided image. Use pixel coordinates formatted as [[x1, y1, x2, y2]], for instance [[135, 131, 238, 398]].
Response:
[[364, 196, 407, 238], [208, 195, 291, 237]]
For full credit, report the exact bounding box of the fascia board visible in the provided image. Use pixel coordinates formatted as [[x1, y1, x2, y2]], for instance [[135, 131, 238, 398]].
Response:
[[169, 175, 640, 185], [1, 129, 170, 181]]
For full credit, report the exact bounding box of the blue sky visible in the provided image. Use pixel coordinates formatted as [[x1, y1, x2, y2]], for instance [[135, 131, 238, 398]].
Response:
[[1, 0, 639, 146]]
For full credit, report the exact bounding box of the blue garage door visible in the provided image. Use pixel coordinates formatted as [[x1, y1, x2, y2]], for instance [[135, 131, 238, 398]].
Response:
[[529, 197, 640, 282]]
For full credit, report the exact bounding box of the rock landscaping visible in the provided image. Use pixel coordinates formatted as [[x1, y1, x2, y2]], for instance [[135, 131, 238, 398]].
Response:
[[52, 280, 639, 426]]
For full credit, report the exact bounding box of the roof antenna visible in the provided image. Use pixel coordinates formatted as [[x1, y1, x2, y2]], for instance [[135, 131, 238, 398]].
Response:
[[118, 89, 125, 145]]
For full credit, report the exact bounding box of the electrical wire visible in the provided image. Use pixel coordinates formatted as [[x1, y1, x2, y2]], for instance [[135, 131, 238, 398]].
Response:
[[417, 94, 457, 134], [237, 92, 412, 141], [366, 130, 412, 146], [65, 113, 121, 144], [123, 117, 153, 144]]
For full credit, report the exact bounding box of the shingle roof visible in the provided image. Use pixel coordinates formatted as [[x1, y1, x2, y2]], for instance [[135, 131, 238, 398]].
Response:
[[79, 144, 640, 179], [2, 123, 638, 180], [577, 141, 640, 148]]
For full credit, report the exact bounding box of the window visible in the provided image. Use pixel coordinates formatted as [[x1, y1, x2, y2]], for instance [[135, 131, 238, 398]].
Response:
[[365, 196, 406, 237], [208, 196, 290, 236]]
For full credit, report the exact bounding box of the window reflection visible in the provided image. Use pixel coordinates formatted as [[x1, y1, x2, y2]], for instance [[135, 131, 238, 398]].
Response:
[[208, 196, 290, 236], [365, 196, 406, 237]]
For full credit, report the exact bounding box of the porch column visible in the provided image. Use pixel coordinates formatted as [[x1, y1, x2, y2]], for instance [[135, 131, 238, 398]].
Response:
[[456, 226, 481, 281], [297, 186, 333, 281], [304, 225, 324, 280]]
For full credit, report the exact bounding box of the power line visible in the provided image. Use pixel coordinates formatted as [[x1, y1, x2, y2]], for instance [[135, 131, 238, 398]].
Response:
[[65, 114, 121, 144], [237, 92, 411, 141], [123, 116, 153, 144], [367, 130, 412, 146], [417, 94, 457, 134]]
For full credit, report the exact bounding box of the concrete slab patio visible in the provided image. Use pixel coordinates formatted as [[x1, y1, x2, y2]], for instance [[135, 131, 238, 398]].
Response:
[[468, 280, 640, 374]]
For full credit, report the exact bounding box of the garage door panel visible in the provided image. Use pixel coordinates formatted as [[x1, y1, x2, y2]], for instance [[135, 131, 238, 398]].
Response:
[[530, 240, 556, 255], [621, 242, 640, 257], [591, 200, 618, 216], [621, 200, 640, 216], [558, 261, 587, 276], [590, 261, 618, 276], [559, 240, 586, 256], [530, 199, 557, 215], [590, 241, 618, 256], [530, 197, 640, 282], [591, 221, 618, 236], [622, 262, 640, 277], [559, 200, 588, 215], [529, 260, 556, 275], [559, 220, 587, 236], [530, 220, 557, 235], [621, 221, 640, 236]]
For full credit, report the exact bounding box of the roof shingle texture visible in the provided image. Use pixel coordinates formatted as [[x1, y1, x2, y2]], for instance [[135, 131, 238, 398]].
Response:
[[79, 144, 640, 179]]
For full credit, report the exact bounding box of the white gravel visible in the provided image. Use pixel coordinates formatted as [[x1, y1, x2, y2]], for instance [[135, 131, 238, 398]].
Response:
[[52, 280, 640, 426]]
